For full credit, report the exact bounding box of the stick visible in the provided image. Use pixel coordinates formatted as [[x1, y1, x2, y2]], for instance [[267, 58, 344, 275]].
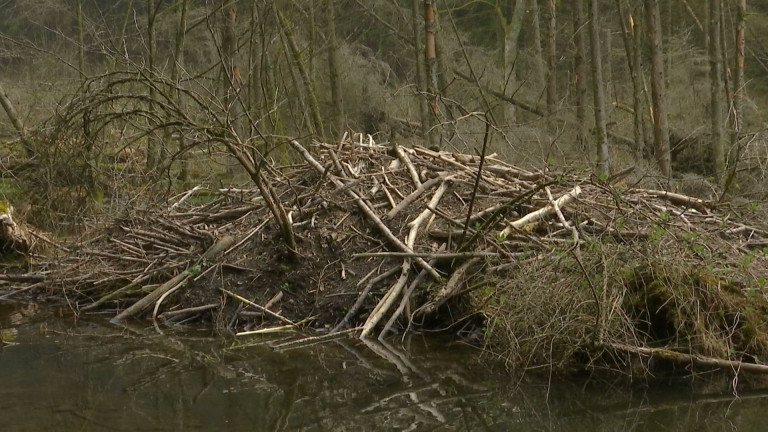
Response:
[[630, 188, 712, 214], [290, 140, 441, 281], [110, 236, 234, 324], [386, 174, 448, 219], [393, 143, 422, 188], [332, 266, 400, 333], [419, 257, 481, 316], [361, 259, 410, 338], [159, 304, 218, 320], [219, 288, 295, 325], [352, 251, 498, 260], [609, 342, 768, 374], [500, 186, 582, 237], [271, 327, 361, 350]]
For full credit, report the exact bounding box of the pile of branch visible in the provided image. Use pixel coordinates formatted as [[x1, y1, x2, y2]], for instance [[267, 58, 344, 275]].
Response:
[[4, 137, 768, 373]]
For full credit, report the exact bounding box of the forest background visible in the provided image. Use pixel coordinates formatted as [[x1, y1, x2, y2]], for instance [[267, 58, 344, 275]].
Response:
[[0, 0, 766, 227]]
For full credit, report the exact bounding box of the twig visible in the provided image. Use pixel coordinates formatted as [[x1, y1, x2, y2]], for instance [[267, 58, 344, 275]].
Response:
[[219, 288, 295, 326]]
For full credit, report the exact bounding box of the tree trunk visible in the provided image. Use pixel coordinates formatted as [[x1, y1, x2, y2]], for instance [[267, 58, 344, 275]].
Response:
[[732, 0, 746, 138], [170, 0, 189, 181], [0, 84, 33, 158], [145, 0, 159, 171], [589, 0, 609, 174], [545, 0, 556, 114], [573, 0, 588, 152], [325, 0, 344, 139], [76, 0, 86, 81], [708, 0, 724, 180], [412, 0, 428, 138], [615, 0, 646, 161], [644, 0, 671, 178], [528, 0, 546, 92], [277, 10, 324, 138], [497, 0, 526, 125], [424, 0, 439, 147], [724, 0, 746, 192]]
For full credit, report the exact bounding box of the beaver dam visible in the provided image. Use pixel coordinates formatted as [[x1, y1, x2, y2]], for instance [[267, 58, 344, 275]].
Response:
[[4, 136, 768, 377]]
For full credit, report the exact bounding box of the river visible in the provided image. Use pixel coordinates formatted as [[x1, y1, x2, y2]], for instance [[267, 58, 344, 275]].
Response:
[[1, 301, 767, 431]]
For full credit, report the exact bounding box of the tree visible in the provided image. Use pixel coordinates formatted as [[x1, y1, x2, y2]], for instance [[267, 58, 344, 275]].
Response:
[[589, 0, 609, 173], [615, 0, 648, 162], [644, 0, 671, 178], [325, 0, 344, 138], [412, 0, 428, 138], [573, 0, 588, 151], [708, 0, 724, 180], [496, 0, 526, 125], [545, 0, 556, 114], [424, 0, 439, 147], [145, 0, 159, 171]]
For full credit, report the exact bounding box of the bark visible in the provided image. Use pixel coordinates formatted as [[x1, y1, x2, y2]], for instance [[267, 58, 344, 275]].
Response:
[[724, 0, 746, 193], [145, 0, 159, 171], [528, 0, 546, 91], [644, 0, 671, 178], [278, 10, 324, 138], [424, 0, 439, 147], [412, 0, 428, 138], [589, 0, 609, 173], [221, 0, 245, 173], [732, 0, 746, 137], [615, 0, 646, 161], [708, 0, 724, 180], [0, 84, 33, 157], [170, 0, 189, 181], [76, 0, 86, 81], [325, 0, 344, 138], [573, 0, 588, 151], [545, 0, 556, 114], [497, 0, 527, 125]]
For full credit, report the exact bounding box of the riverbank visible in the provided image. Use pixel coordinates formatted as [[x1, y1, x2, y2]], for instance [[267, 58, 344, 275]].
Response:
[[3, 138, 768, 377]]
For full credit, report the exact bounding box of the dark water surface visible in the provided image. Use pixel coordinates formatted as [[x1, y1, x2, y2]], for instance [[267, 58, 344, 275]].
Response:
[[1, 301, 767, 431]]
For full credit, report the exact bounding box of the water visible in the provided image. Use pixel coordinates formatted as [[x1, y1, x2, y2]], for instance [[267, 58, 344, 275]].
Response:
[[1, 301, 767, 431]]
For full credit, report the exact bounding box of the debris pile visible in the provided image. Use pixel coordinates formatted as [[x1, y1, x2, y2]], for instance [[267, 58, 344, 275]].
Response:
[[4, 137, 768, 374]]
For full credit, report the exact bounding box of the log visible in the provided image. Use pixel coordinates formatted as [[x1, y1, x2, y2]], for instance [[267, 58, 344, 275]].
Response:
[[500, 186, 582, 237], [609, 342, 768, 374], [110, 235, 234, 324]]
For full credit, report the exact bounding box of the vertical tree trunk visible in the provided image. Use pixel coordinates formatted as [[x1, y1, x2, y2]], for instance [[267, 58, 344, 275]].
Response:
[[644, 0, 671, 178], [589, 0, 609, 174], [170, 0, 189, 181], [76, 0, 86, 81], [708, 0, 724, 180], [412, 0, 428, 138], [325, 0, 344, 138], [732, 0, 746, 138], [221, 0, 245, 173], [424, 0, 439, 147], [145, 0, 159, 171], [545, 0, 556, 114], [528, 0, 546, 92], [110, 0, 134, 73], [615, 0, 646, 162], [724, 0, 746, 192], [573, 0, 588, 151], [497, 0, 526, 125], [603, 28, 613, 108], [278, 10, 324, 138]]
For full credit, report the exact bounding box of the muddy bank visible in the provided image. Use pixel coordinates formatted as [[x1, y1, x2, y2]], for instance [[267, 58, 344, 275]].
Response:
[[3, 138, 768, 376]]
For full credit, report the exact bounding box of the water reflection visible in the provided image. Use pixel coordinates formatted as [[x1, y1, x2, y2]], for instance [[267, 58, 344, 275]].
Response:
[[1, 301, 768, 431]]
